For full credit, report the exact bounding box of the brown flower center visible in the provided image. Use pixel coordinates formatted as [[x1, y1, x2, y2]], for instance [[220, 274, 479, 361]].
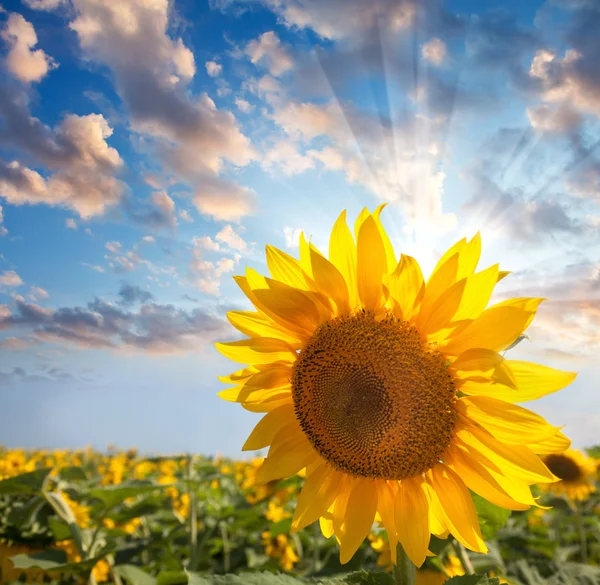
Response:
[[291, 311, 457, 479], [544, 454, 582, 482]]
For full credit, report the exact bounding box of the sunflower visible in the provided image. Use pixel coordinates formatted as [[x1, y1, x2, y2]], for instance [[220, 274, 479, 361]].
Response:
[[540, 449, 597, 501], [216, 206, 576, 567]]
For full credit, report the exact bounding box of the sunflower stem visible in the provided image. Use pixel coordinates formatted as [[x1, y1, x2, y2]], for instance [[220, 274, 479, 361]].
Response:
[[392, 542, 416, 585], [452, 541, 475, 575]]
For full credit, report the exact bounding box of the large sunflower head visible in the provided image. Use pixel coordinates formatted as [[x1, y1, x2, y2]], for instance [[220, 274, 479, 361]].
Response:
[[540, 449, 597, 502], [216, 206, 576, 567]]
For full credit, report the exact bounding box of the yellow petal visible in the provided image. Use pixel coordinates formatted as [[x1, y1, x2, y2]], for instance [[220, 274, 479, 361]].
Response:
[[217, 366, 258, 384], [357, 215, 386, 311], [451, 441, 540, 507], [320, 514, 334, 539], [253, 279, 330, 339], [243, 394, 293, 413], [459, 360, 577, 402], [227, 311, 302, 346], [428, 464, 487, 553], [266, 245, 311, 290], [292, 464, 341, 532], [372, 204, 397, 273], [442, 303, 542, 356], [339, 479, 378, 564], [451, 348, 517, 388], [395, 475, 430, 567], [329, 210, 358, 309], [456, 396, 559, 445], [299, 232, 314, 277], [243, 362, 292, 390], [257, 430, 315, 483], [422, 482, 449, 538], [354, 207, 371, 239], [215, 338, 297, 364], [375, 481, 398, 564], [503, 361, 577, 401], [432, 234, 481, 281], [445, 447, 529, 511], [417, 253, 459, 326], [427, 262, 500, 338], [310, 246, 350, 315], [218, 385, 291, 404], [242, 404, 297, 450], [528, 430, 571, 455], [387, 254, 425, 320], [456, 420, 556, 484]]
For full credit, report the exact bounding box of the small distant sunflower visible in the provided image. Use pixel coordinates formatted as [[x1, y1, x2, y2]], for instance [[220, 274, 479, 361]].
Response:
[[217, 206, 576, 567], [540, 449, 597, 501]]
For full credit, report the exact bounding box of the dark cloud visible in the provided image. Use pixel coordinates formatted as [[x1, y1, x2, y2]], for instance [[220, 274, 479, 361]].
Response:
[[0, 365, 77, 385], [0, 296, 230, 354], [118, 284, 155, 306]]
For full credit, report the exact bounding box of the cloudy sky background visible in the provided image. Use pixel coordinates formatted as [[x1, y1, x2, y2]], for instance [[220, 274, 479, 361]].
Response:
[[1, 0, 600, 456]]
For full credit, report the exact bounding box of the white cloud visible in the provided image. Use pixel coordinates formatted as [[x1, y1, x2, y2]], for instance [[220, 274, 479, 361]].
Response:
[[192, 235, 220, 252], [245, 31, 294, 77], [1, 13, 57, 83], [283, 226, 302, 249], [193, 177, 256, 222], [205, 60, 222, 77], [262, 139, 315, 175], [0, 113, 125, 219], [234, 97, 254, 113], [189, 238, 235, 295], [105, 240, 122, 254], [22, 0, 66, 10], [267, 98, 455, 234], [68, 0, 256, 221], [150, 190, 177, 228], [66, 218, 78, 229], [82, 262, 105, 273], [179, 209, 194, 223], [526, 103, 582, 134], [28, 286, 49, 301], [141, 235, 155, 244], [0, 270, 24, 287], [422, 38, 446, 66], [0, 204, 7, 237], [307, 146, 345, 171], [216, 224, 248, 252], [530, 48, 600, 117]]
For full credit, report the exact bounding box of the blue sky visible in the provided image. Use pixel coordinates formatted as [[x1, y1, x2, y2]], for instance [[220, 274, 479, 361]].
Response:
[[1, 0, 600, 456]]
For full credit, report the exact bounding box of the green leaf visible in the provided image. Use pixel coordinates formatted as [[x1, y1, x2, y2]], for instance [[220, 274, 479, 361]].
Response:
[[48, 516, 72, 540], [157, 571, 190, 585], [59, 466, 88, 481], [0, 468, 51, 494], [186, 572, 309, 584], [8, 550, 103, 574], [6, 496, 46, 528], [8, 549, 68, 570], [472, 493, 511, 540], [344, 571, 395, 584], [269, 517, 293, 537], [89, 483, 159, 509], [114, 564, 158, 585], [444, 576, 500, 585], [428, 535, 451, 555]]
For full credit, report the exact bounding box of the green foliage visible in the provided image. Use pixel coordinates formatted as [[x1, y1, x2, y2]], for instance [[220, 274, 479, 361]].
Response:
[[186, 571, 309, 584], [472, 493, 511, 540], [0, 468, 51, 494], [444, 576, 500, 585], [114, 564, 158, 585], [1, 447, 600, 585]]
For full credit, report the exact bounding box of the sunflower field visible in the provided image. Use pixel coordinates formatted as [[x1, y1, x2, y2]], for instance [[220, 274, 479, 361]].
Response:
[[1, 445, 599, 585]]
